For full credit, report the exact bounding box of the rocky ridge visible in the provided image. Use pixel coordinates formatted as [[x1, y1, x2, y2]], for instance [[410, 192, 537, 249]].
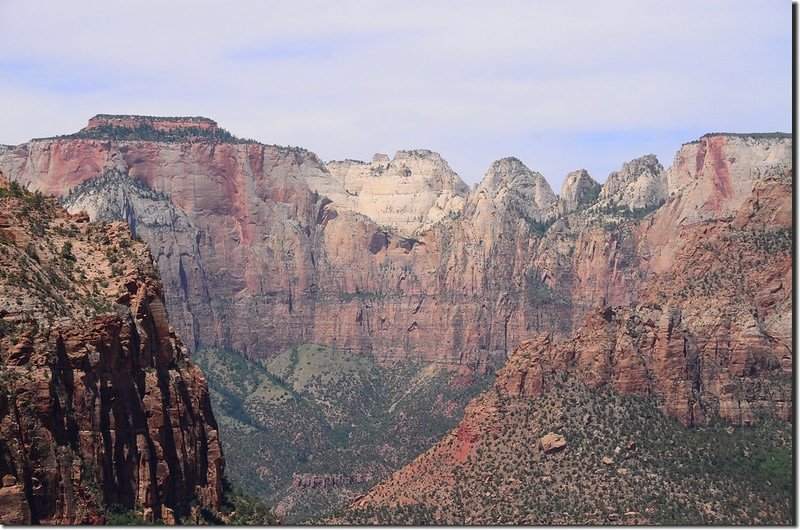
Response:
[[337, 151, 793, 522], [0, 122, 790, 380], [0, 172, 224, 524]]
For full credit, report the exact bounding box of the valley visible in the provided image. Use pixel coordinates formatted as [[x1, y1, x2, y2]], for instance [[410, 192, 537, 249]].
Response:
[[193, 344, 490, 522], [0, 115, 792, 524]]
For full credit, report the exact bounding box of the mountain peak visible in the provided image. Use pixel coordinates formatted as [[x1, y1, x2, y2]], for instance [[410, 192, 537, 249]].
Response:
[[558, 169, 599, 215], [479, 157, 556, 208], [597, 154, 667, 211], [468, 157, 557, 224]]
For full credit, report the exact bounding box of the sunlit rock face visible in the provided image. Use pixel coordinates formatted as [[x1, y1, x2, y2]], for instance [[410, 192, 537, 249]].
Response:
[[0, 121, 791, 387], [327, 150, 470, 236]]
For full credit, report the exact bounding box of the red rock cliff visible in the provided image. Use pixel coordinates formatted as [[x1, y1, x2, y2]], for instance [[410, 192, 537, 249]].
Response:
[[0, 172, 223, 524], [0, 126, 790, 380], [85, 114, 219, 134]]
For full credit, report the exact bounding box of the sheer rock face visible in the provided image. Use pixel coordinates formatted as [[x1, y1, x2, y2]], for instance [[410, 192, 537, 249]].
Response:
[[326, 150, 470, 235], [557, 169, 600, 216], [0, 123, 791, 383], [596, 154, 668, 211], [0, 132, 567, 371], [0, 174, 223, 524], [665, 135, 792, 225], [291, 472, 375, 490]]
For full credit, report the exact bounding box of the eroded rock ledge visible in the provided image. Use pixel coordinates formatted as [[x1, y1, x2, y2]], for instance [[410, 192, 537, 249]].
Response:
[[0, 172, 223, 524]]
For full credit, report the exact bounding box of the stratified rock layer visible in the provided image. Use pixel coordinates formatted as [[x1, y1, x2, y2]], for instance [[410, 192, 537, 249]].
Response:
[[0, 122, 569, 371], [0, 172, 223, 524], [341, 144, 792, 522], [0, 121, 791, 400]]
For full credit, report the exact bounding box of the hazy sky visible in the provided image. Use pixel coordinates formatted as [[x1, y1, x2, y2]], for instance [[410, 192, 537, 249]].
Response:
[[0, 1, 791, 188]]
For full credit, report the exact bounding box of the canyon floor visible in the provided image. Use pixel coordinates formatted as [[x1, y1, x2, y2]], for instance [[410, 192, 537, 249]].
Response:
[[193, 344, 490, 522]]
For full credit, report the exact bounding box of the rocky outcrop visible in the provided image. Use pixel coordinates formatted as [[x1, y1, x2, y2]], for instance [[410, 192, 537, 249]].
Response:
[[539, 433, 567, 454], [557, 169, 600, 216], [0, 173, 223, 524], [596, 154, 667, 212], [665, 134, 792, 224], [498, 305, 791, 427], [60, 170, 205, 350], [326, 150, 470, 235]]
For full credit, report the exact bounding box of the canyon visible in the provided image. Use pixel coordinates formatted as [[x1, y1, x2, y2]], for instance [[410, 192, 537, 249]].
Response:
[[0, 116, 792, 523]]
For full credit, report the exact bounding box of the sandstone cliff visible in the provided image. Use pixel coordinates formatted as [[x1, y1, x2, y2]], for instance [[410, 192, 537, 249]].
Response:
[[557, 169, 600, 216], [0, 118, 791, 524], [596, 154, 667, 212], [326, 150, 470, 235], [0, 120, 791, 381], [0, 117, 569, 371], [337, 152, 792, 523], [665, 134, 792, 224], [0, 172, 223, 524]]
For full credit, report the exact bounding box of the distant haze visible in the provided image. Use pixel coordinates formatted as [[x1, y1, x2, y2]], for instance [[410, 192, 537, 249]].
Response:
[[0, 0, 790, 189]]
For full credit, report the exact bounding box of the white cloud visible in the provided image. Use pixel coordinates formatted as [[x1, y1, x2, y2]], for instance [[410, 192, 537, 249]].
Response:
[[0, 0, 790, 187]]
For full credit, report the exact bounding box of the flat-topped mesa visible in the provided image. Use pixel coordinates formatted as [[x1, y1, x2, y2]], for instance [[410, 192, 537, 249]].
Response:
[[326, 149, 469, 235], [595, 154, 667, 213], [86, 114, 219, 133], [55, 114, 241, 143]]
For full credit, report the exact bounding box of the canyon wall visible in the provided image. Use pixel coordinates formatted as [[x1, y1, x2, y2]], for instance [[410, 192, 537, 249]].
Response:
[[0, 173, 223, 524], [0, 120, 791, 381]]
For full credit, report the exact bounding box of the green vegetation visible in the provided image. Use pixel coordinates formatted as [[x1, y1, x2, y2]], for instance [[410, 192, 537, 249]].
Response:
[[577, 182, 601, 208], [340, 377, 793, 525], [0, 180, 48, 211], [98, 474, 279, 525], [64, 169, 172, 205], [214, 476, 281, 525], [674, 226, 792, 300], [524, 216, 556, 236], [193, 344, 491, 523], [594, 199, 666, 220], [59, 241, 75, 262], [38, 118, 252, 144], [104, 505, 149, 525]]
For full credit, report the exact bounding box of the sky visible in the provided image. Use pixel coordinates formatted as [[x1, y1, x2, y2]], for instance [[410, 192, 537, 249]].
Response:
[[0, 0, 791, 189]]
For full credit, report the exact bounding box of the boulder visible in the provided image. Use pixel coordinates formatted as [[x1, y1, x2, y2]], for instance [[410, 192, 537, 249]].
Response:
[[539, 432, 567, 454]]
